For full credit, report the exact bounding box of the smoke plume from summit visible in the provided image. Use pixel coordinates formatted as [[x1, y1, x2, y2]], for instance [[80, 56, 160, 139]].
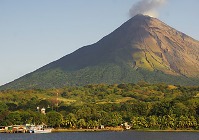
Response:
[[129, 0, 166, 18]]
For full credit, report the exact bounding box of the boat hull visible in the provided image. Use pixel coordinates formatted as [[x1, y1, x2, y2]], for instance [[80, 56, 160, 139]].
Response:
[[31, 129, 52, 133]]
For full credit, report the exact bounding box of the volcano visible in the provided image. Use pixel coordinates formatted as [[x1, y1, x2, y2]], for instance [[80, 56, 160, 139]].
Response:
[[1, 14, 199, 89]]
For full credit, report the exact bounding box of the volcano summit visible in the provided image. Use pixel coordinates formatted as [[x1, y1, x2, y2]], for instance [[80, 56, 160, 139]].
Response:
[[1, 15, 199, 89]]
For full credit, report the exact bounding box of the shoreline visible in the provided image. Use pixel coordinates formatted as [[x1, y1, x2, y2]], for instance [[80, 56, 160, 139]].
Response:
[[52, 127, 124, 132], [52, 128, 199, 133]]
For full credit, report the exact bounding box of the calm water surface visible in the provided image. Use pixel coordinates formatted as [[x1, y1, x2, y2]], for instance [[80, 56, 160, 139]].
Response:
[[0, 131, 198, 140]]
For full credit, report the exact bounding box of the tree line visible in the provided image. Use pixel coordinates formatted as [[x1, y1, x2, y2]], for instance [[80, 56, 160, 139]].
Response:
[[0, 83, 198, 130]]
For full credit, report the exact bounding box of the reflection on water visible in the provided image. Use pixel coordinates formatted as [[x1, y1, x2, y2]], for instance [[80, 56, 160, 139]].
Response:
[[0, 131, 198, 140]]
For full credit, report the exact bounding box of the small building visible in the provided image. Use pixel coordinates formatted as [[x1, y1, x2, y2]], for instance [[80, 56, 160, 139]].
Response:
[[100, 125, 105, 129], [122, 122, 132, 130], [41, 107, 46, 114], [0, 126, 6, 133]]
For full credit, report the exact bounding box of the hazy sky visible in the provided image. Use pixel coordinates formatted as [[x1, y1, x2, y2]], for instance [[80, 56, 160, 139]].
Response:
[[0, 0, 199, 86]]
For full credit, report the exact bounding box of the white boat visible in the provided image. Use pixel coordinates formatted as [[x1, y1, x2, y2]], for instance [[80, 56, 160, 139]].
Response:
[[30, 125, 52, 133], [33, 128, 52, 133]]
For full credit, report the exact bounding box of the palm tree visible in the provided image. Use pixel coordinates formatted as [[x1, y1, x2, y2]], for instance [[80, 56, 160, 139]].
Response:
[[65, 113, 77, 128], [147, 116, 159, 129], [77, 119, 86, 129]]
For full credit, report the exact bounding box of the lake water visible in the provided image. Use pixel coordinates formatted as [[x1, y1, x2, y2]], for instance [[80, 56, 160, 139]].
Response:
[[0, 131, 198, 140]]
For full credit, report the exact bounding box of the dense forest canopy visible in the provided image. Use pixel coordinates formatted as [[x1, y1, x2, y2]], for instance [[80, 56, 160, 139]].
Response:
[[0, 83, 199, 130]]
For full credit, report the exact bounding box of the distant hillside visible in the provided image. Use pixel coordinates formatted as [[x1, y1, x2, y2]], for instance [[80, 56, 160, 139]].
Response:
[[1, 14, 199, 89]]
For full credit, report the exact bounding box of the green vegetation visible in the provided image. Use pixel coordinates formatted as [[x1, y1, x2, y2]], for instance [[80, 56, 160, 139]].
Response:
[[0, 83, 199, 130], [1, 63, 199, 90]]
